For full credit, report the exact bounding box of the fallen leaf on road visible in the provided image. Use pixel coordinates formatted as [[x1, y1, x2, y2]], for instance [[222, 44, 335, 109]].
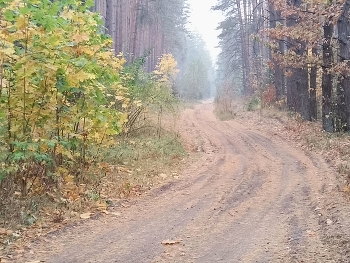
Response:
[[159, 173, 167, 179], [161, 239, 181, 245], [306, 230, 316, 236], [326, 219, 333, 225], [96, 201, 108, 211], [80, 213, 92, 219], [111, 212, 121, 216]]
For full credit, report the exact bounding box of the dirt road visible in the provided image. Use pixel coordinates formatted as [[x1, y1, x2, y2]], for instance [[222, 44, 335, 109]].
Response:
[[19, 101, 350, 262]]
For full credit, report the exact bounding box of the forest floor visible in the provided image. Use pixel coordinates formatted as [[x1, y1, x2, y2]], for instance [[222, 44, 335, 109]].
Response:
[[3, 99, 350, 262]]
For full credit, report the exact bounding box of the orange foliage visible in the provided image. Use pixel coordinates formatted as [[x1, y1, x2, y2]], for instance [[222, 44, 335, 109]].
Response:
[[262, 85, 277, 107]]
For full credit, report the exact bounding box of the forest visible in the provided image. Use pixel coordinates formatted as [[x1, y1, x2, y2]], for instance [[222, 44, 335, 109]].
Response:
[[1, 0, 350, 259], [214, 0, 350, 133]]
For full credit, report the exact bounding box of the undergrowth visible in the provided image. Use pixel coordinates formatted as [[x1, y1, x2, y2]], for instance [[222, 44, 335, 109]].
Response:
[[0, 128, 187, 249]]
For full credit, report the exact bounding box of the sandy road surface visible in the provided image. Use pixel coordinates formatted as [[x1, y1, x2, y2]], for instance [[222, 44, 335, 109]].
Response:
[[19, 101, 350, 262]]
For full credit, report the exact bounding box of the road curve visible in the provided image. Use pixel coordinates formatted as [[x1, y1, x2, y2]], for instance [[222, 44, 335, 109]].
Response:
[[19, 101, 350, 262]]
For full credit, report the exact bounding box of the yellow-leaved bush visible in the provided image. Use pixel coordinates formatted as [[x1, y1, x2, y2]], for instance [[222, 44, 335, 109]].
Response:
[[0, 0, 181, 197], [0, 0, 128, 193]]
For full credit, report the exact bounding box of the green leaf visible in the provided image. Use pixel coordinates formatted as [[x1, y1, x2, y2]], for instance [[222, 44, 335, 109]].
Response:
[[3, 10, 16, 21], [19, 6, 31, 15]]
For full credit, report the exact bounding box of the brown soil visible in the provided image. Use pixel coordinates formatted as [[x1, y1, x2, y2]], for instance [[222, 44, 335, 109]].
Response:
[[6, 100, 350, 262]]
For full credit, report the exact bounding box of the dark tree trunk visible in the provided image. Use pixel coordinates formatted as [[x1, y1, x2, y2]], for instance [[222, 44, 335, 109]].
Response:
[[286, 0, 310, 120], [299, 67, 310, 120], [268, 3, 285, 100], [335, 79, 347, 131], [274, 41, 285, 100], [309, 47, 317, 121], [286, 63, 309, 120], [338, 0, 350, 131], [286, 0, 298, 112], [322, 22, 334, 132]]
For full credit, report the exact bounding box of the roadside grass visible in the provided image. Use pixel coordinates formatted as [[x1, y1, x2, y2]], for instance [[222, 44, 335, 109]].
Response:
[[91, 130, 187, 199], [214, 108, 237, 121], [214, 98, 241, 121]]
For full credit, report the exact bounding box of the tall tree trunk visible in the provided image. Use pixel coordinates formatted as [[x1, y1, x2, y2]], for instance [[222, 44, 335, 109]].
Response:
[[309, 47, 317, 121], [117, 0, 123, 53], [275, 38, 285, 100], [286, 0, 310, 120], [269, 3, 284, 100], [236, 0, 249, 95], [242, 0, 251, 91], [298, 67, 310, 120], [106, 0, 117, 50], [335, 78, 347, 131], [131, 0, 140, 62], [286, 2, 299, 112], [338, 0, 350, 131], [322, 22, 334, 132]]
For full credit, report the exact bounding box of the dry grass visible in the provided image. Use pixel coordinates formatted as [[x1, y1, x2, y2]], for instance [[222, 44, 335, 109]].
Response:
[[214, 97, 246, 121]]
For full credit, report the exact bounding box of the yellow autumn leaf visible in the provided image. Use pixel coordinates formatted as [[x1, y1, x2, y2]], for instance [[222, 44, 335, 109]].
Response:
[[57, 167, 69, 176], [9, 124, 21, 133], [72, 33, 89, 43], [0, 47, 15, 56], [63, 174, 75, 183], [119, 113, 128, 124], [56, 144, 64, 154], [98, 52, 112, 60], [61, 9, 75, 20], [39, 143, 49, 152], [14, 15, 27, 30], [27, 144, 37, 152], [67, 71, 95, 86], [0, 32, 6, 39], [80, 46, 96, 56], [62, 149, 73, 160], [76, 71, 96, 82], [44, 64, 58, 71]]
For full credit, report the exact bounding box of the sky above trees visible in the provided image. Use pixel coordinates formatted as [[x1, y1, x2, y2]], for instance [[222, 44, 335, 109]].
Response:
[[187, 0, 223, 63]]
